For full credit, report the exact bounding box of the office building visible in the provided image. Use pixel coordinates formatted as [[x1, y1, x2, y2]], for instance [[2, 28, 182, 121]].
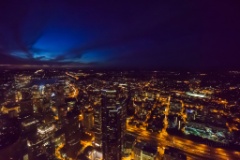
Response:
[[83, 108, 94, 131], [101, 89, 126, 160]]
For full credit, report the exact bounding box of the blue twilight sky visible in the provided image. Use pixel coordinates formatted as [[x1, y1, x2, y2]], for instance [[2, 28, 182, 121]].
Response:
[[0, 1, 240, 69]]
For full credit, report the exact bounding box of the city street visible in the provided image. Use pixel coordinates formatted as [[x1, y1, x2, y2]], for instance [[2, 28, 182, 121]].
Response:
[[127, 126, 240, 160]]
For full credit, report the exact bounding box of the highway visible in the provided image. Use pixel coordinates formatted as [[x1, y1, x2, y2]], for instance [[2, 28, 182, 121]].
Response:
[[127, 126, 240, 160], [129, 93, 240, 159]]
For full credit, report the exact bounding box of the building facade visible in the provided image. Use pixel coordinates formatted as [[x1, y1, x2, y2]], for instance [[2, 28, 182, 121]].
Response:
[[101, 89, 126, 160]]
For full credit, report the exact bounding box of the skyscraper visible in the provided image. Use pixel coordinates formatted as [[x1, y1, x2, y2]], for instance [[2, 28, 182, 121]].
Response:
[[101, 89, 126, 160], [93, 104, 102, 148], [83, 108, 94, 131]]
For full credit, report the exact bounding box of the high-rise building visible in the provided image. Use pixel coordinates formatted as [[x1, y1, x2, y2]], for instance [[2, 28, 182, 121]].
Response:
[[55, 84, 65, 107], [93, 104, 102, 148], [83, 108, 94, 131], [101, 89, 126, 160]]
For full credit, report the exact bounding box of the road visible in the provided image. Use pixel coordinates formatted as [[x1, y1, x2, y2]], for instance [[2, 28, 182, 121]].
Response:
[[127, 126, 240, 160], [65, 72, 79, 80]]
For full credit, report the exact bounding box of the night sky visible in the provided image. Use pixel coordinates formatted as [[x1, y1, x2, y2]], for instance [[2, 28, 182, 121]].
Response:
[[0, 1, 240, 69]]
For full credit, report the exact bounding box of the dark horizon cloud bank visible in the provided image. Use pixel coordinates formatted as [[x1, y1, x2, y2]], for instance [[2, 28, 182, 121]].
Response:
[[0, 1, 240, 70]]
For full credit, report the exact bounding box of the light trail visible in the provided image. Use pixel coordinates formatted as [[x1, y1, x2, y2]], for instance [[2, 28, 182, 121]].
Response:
[[126, 124, 240, 160]]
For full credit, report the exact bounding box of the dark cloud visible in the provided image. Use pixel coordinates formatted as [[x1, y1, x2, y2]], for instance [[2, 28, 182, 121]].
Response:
[[0, 1, 240, 69], [0, 0, 53, 60]]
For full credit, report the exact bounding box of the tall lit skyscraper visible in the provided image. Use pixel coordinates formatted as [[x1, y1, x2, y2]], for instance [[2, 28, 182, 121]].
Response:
[[101, 89, 126, 160], [83, 108, 94, 131], [93, 104, 102, 148]]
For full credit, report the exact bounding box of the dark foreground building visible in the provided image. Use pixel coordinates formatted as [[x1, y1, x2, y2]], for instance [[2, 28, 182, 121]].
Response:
[[101, 89, 126, 160]]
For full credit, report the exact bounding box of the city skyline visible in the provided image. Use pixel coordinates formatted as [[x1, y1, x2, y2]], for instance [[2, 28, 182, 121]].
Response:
[[1, 69, 240, 159], [1, 1, 240, 160], [0, 1, 240, 70]]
